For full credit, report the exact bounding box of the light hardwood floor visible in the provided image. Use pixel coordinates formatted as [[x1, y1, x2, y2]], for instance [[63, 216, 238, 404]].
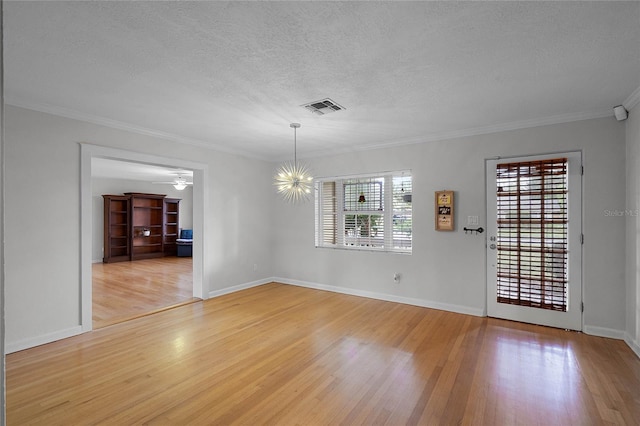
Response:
[[93, 257, 196, 329], [8, 283, 640, 425]]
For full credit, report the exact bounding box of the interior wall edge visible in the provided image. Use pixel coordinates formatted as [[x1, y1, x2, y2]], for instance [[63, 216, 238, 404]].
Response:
[[582, 325, 626, 340], [5, 325, 83, 355], [624, 333, 640, 359], [274, 277, 486, 317], [207, 278, 273, 299]]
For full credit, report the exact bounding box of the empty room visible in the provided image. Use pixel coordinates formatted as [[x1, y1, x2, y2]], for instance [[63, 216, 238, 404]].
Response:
[[1, 1, 640, 424]]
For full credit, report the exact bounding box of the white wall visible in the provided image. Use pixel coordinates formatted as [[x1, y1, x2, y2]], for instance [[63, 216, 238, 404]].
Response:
[[4, 105, 275, 350], [273, 117, 628, 334], [626, 103, 640, 356], [91, 177, 193, 262], [1, 6, 6, 419], [3, 104, 632, 350]]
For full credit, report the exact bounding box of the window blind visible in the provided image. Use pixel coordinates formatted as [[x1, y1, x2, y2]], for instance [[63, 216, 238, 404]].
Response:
[[315, 171, 411, 253], [495, 158, 568, 311]]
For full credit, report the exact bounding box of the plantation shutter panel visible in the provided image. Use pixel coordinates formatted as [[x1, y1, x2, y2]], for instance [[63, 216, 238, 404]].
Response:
[[392, 174, 412, 250], [495, 158, 568, 311], [321, 181, 337, 245]]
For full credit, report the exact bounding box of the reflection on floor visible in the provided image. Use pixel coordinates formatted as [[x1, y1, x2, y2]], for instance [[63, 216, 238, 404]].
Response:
[[93, 256, 196, 328], [7, 283, 640, 424]]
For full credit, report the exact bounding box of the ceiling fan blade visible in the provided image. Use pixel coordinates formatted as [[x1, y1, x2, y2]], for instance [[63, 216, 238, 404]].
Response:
[[152, 181, 194, 185]]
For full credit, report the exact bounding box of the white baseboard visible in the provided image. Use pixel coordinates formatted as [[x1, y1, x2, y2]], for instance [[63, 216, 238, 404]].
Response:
[[8, 279, 271, 353], [10, 279, 634, 358], [6, 325, 85, 354], [273, 277, 485, 317], [624, 333, 640, 359], [583, 325, 626, 340], [208, 278, 273, 299]]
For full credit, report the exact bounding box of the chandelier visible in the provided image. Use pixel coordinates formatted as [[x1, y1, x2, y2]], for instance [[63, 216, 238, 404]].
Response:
[[274, 123, 313, 202]]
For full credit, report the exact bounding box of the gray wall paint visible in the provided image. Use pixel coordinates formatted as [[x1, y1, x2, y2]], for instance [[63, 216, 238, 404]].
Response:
[[1, 6, 6, 420], [92, 177, 193, 262], [626, 103, 640, 353], [273, 117, 627, 333], [2, 104, 632, 350], [4, 105, 274, 347]]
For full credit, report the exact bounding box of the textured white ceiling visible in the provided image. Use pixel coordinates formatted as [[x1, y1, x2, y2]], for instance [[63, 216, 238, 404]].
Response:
[[4, 1, 640, 161]]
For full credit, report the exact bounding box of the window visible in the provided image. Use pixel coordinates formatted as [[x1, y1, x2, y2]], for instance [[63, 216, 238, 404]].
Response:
[[315, 171, 412, 253]]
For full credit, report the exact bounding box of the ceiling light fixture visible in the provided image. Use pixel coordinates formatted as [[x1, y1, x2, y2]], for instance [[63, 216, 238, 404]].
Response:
[[173, 176, 188, 190], [274, 123, 313, 203], [152, 173, 193, 190]]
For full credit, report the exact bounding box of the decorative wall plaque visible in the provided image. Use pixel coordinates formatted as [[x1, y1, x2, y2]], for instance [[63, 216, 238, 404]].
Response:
[[435, 190, 454, 231]]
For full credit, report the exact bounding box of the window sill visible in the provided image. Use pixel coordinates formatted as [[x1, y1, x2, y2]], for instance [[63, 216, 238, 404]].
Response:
[[315, 245, 412, 255]]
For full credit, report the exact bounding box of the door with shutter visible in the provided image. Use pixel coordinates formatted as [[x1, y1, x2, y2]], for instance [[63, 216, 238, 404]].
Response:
[[486, 152, 582, 330]]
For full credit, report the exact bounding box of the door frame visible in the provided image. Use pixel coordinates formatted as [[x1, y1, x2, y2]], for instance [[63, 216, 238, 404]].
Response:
[[485, 151, 583, 330], [80, 144, 209, 332]]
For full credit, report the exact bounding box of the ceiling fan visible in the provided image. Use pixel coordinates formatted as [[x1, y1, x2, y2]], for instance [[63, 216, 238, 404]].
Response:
[[152, 174, 193, 190]]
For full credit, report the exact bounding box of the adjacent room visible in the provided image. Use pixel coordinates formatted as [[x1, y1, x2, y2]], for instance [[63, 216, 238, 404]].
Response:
[[1, 1, 639, 424], [91, 158, 196, 328]]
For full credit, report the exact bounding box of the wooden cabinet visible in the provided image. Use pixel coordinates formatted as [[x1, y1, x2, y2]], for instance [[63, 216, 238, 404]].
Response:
[[128, 193, 166, 260], [103, 193, 181, 263], [163, 198, 181, 256], [103, 195, 131, 263]]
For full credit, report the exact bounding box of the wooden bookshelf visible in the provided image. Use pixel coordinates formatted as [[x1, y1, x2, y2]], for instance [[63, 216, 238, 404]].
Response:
[[127, 193, 166, 261], [103, 193, 180, 263], [163, 198, 181, 256], [102, 195, 131, 263]]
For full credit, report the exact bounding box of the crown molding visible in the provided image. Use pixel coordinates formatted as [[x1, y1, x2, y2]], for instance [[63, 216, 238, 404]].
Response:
[[301, 108, 614, 160], [623, 85, 640, 110], [5, 96, 614, 163], [4, 96, 270, 161]]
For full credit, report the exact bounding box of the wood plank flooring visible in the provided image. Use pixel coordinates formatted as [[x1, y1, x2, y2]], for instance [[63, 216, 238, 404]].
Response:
[[8, 283, 640, 425], [92, 257, 195, 329]]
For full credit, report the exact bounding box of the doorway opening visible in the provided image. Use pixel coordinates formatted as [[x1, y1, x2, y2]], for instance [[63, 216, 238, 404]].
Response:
[[92, 159, 197, 328], [80, 144, 208, 332]]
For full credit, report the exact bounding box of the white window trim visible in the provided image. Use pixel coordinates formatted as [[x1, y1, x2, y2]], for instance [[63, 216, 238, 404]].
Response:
[[315, 170, 412, 254]]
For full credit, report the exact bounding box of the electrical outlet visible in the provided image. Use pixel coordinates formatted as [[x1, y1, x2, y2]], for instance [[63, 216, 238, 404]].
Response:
[[253, 263, 258, 271], [467, 216, 479, 226], [393, 272, 401, 283]]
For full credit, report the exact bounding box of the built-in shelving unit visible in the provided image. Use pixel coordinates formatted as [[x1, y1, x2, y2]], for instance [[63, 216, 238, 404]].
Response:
[[103, 193, 180, 263], [128, 193, 166, 261], [163, 198, 181, 256], [103, 195, 131, 263]]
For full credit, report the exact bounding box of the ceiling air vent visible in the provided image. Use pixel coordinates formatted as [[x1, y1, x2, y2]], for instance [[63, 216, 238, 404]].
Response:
[[301, 98, 345, 115]]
